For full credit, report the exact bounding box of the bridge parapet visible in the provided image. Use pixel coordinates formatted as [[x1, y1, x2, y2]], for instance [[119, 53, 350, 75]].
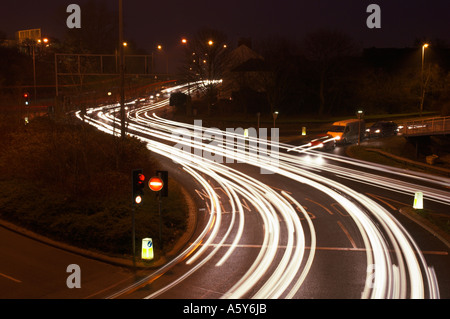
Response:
[[398, 116, 450, 137]]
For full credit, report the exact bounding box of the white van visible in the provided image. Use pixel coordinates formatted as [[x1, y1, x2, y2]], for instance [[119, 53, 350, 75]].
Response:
[[327, 119, 365, 144]]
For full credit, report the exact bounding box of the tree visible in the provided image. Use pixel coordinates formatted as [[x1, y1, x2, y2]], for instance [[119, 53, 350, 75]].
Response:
[[62, 0, 118, 54], [302, 29, 358, 115], [179, 28, 229, 115], [256, 36, 299, 115]]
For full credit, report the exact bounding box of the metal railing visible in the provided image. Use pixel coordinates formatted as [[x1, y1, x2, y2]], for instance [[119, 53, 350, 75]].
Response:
[[397, 116, 450, 136]]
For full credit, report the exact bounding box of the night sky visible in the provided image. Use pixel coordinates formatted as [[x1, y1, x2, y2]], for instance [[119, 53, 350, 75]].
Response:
[[2, 0, 449, 52]]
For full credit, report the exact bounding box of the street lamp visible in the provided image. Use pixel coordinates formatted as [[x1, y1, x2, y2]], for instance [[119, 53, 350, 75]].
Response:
[[273, 111, 279, 128], [156, 44, 168, 74], [420, 43, 429, 116], [32, 37, 50, 104], [357, 110, 364, 146]]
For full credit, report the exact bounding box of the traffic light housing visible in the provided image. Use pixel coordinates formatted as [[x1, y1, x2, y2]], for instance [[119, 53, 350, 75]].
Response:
[[132, 169, 145, 204], [157, 170, 168, 197], [24, 92, 29, 105]]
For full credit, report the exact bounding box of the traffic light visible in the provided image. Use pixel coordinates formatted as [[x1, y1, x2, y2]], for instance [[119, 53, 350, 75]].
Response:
[[157, 170, 168, 197], [23, 93, 29, 105], [132, 169, 145, 205]]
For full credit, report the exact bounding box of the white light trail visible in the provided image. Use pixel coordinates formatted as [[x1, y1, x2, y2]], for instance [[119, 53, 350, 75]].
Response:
[[78, 82, 447, 299]]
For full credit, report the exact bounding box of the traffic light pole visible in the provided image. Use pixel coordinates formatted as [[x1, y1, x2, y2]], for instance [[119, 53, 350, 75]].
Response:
[[132, 205, 136, 268], [119, 0, 126, 139], [158, 191, 162, 249], [131, 168, 144, 269]]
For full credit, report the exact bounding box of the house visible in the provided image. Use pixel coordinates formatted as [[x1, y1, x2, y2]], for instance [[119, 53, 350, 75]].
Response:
[[220, 41, 268, 100]]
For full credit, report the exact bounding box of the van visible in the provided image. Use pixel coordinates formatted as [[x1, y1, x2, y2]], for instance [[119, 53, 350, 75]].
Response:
[[326, 119, 365, 144]]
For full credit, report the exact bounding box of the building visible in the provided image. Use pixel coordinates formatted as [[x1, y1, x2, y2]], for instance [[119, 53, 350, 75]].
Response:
[[15, 28, 42, 44], [220, 42, 268, 100]]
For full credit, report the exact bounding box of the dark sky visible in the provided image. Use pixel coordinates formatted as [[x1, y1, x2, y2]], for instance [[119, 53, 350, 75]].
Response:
[[2, 0, 449, 51]]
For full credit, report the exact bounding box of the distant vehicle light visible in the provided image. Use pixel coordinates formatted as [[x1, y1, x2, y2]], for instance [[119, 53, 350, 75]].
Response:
[[375, 129, 380, 133]]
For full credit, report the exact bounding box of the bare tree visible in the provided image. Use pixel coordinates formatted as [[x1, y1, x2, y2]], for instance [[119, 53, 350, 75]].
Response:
[[180, 28, 229, 114], [256, 36, 299, 114], [302, 29, 357, 115], [62, 0, 118, 54]]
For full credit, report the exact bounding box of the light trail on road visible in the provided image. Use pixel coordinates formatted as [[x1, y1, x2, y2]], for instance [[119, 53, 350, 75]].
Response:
[[76, 83, 448, 299]]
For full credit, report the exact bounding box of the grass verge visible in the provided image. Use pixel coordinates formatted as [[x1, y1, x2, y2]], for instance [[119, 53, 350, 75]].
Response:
[[0, 116, 188, 262]]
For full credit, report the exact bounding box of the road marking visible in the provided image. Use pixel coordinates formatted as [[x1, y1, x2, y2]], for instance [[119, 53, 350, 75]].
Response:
[[0, 272, 22, 283], [331, 203, 349, 216], [366, 193, 399, 210], [241, 198, 252, 212], [337, 221, 358, 248], [270, 185, 292, 194], [305, 198, 334, 215]]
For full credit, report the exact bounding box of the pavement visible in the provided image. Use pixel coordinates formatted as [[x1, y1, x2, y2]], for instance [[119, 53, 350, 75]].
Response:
[[0, 183, 199, 271]]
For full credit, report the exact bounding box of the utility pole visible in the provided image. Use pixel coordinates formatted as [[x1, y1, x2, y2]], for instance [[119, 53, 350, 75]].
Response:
[[119, 0, 126, 139]]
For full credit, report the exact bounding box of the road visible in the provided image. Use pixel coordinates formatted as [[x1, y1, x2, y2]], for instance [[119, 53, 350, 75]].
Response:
[[76, 83, 449, 299], [0, 224, 137, 298], [1, 81, 448, 300]]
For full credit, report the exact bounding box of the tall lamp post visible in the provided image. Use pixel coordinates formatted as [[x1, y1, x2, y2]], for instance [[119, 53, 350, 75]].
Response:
[[273, 111, 279, 128], [119, 0, 126, 139], [157, 44, 169, 75], [420, 43, 429, 116], [32, 38, 49, 105], [357, 110, 364, 146]]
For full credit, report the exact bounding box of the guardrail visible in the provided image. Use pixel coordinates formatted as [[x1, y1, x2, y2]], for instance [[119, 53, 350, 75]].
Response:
[[397, 116, 450, 136]]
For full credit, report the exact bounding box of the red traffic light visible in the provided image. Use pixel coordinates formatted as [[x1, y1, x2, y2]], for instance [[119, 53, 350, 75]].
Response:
[[132, 169, 145, 205], [24, 93, 29, 98], [148, 176, 164, 192]]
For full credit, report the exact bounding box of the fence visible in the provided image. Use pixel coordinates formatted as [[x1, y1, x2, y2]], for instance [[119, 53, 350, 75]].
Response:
[[397, 116, 450, 136]]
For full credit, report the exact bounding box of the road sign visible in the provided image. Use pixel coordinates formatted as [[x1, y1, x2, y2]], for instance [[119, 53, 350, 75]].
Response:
[[141, 238, 154, 260], [413, 191, 423, 209], [148, 176, 164, 192]]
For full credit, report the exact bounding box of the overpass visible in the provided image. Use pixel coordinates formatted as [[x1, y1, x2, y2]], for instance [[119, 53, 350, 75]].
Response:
[[397, 116, 450, 137]]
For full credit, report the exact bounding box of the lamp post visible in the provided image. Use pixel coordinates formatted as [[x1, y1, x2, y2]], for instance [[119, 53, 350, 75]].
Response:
[[420, 43, 429, 116], [119, 0, 126, 139], [157, 44, 169, 74], [31, 38, 49, 105], [273, 111, 279, 128], [357, 110, 363, 146]]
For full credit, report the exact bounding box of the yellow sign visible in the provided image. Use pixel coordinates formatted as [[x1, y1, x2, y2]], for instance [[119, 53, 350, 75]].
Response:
[[413, 192, 423, 209], [142, 238, 154, 260]]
